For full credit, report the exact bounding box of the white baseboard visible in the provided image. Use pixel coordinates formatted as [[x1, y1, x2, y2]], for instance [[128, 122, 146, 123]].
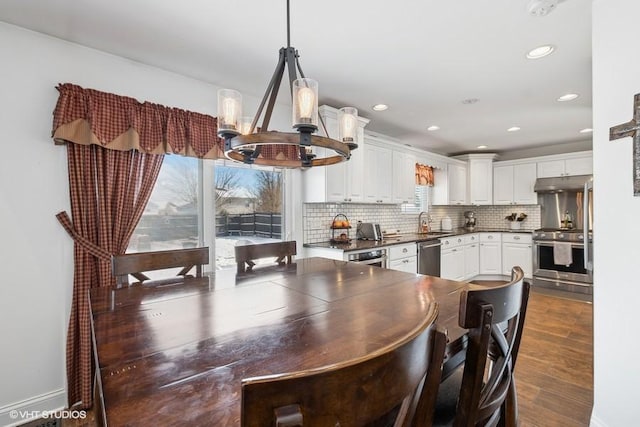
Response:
[[0, 389, 67, 427]]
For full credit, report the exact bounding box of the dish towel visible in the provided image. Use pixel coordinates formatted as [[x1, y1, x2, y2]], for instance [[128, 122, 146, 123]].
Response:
[[553, 242, 573, 266]]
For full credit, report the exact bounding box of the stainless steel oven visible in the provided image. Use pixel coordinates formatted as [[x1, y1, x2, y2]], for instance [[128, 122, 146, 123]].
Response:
[[347, 248, 388, 268], [532, 230, 593, 294]]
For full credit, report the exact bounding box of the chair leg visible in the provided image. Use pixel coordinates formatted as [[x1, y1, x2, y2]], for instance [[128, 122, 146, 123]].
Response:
[[502, 380, 519, 427]]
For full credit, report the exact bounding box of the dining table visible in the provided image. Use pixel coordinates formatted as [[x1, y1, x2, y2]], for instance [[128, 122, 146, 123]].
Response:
[[89, 257, 474, 426]]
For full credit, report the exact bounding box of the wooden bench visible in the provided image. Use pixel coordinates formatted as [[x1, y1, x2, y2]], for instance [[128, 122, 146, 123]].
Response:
[[111, 247, 209, 287], [235, 241, 297, 274]]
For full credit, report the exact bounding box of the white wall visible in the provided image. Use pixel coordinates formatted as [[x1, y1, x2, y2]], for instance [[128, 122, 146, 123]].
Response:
[[0, 22, 293, 426], [591, 1, 640, 426]]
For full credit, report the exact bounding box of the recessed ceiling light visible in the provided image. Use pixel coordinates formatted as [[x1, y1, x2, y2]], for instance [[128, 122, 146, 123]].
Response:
[[579, 128, 593, 133], [427, 125, 440, 131], [462, 98, 479, 105], [477, 145, 488, 149], [372, 104, 388, 111], [557, 93, 579, 102], [526, 45, 555, 59], [507, 126, 521, 132]]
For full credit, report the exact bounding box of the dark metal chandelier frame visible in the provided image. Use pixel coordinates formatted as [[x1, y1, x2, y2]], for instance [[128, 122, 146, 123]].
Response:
[[218, 0, 356, 168]]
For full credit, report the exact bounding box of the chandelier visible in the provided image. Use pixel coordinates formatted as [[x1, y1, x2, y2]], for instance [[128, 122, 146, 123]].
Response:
[[216, 0, 359, 168]]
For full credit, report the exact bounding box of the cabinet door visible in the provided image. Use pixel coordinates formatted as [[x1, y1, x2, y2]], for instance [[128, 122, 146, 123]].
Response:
[[431, 167, 449, 205], [512, 163, 537, 204], [441, 247, 464, 280], [479, 242, 502, 275], [390, 256, 417, 273], [448, 164, 467, 205], [325, 161, 348, 202], [502, 243, 533, 278], [364, 144, 393, 203], [537, 160, 565, 178], [464, 243, 480, 279], [468, 158, 493, 205], [363, 145, 379, 203], [392, 151, 415, 204], [565, 156, 593, 176], [346, 125, 366, 202], [493, 165, 514, 205]]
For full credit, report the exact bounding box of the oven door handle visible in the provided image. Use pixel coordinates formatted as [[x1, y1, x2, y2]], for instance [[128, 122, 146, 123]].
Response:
[[353, 255, 387, 265]]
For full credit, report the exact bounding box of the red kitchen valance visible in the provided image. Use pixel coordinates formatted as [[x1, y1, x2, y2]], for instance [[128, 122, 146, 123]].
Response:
[[51, 83, 299, 162]]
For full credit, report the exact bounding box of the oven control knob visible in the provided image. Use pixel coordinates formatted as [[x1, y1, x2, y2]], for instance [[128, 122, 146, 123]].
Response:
[[578, 234, 584, 240], [559, 234, 564, 239]]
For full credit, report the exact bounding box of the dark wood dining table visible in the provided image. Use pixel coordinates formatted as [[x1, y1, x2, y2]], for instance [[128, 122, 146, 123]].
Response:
[[90, 257, 473, 426]]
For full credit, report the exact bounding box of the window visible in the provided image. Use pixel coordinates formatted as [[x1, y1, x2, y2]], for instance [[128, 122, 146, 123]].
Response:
[[129, 155, 200, 253], [401, 185, 431, 213], [128, 157, 286, 273], [213, 160, 284, 270]]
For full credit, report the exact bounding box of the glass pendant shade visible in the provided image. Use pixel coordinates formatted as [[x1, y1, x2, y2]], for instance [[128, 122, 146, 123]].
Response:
[[239, 116, 254, 135], [217, 89, 242, 133], [292, 78, 318, 129], [338, 107, 358, 143]]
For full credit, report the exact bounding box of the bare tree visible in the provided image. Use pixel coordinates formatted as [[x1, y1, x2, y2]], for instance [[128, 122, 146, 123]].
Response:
[[161, 161, 242, 214], [251, 170, 282, 213], [215, 167, 242, 214], [163, 160, 198, 206]]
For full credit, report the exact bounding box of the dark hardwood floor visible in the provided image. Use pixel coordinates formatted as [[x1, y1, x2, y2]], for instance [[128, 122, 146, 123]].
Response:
[[23, 286, 593, 427]]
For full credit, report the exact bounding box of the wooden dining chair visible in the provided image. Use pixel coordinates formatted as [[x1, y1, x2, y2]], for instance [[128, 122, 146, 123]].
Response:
[[241, 303, 447, 427], [111, 247, 209, 287], [433, 266, 530, 427], [235, 241, 297, 274]]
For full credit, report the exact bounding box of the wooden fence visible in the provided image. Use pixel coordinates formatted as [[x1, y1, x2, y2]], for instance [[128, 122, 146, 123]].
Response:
[[216, 213, 282, 238]]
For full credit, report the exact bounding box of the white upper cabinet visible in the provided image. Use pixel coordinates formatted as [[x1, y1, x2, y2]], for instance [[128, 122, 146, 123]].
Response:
[[456, 154, 497, 205], [303, 106, 369, 203], [447, 162, 467, 205], [363, 140, 393, 203], [392, 150, 416, 204], [493, 162, 537, 205], [536, 152, 593, 178]]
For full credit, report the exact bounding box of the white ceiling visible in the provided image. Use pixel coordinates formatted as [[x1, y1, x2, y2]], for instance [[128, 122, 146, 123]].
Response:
[[0, 0, 592, 156]]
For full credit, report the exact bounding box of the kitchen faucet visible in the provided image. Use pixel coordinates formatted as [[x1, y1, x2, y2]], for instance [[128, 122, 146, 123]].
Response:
[[418, 211, 432, 233]]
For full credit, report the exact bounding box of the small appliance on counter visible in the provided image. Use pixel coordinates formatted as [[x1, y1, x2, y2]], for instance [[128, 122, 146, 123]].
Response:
[[356, 222, 382, 241], [441, 216, 453, 231], [464, 211, 477, 230]]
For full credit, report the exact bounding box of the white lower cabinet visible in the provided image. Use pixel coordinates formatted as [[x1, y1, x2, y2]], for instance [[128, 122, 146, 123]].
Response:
[[441, 235, 478, 281], [441, 246, 465, 281], [388, 243, 417, 273], [464, 238, 480, 279], [501, 233, 533, 278], [479, 233, 502, 275]]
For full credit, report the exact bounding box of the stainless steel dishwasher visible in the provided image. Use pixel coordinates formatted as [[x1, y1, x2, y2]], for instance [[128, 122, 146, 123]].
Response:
[[418, 240, 442, 277]]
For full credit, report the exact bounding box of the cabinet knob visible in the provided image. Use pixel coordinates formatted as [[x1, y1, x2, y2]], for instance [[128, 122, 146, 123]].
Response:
[[403, 248, 408, 253], [514, 236, 520, 240], [488, 235, 493, 239]]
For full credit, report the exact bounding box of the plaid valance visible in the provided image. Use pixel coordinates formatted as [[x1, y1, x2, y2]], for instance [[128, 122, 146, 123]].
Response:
[[51, 83, 223, 158], [51, 83, 301, 162]]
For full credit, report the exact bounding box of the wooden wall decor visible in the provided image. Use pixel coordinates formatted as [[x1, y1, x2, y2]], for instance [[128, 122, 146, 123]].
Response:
[[610, 93, 640, 196]]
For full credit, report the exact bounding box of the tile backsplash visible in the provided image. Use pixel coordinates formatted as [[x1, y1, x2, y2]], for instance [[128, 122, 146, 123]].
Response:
[[303, 203, 541, 243]]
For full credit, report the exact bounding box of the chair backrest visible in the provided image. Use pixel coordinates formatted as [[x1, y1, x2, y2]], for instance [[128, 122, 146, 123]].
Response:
[[241, 304, 447, 427], [454, 266, 530, 427], [235, 241, 297, 274], [111, 247, 209, 287]]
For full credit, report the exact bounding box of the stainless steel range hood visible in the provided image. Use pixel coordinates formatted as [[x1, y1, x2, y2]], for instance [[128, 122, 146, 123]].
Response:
[[533, 174, 593, 193]]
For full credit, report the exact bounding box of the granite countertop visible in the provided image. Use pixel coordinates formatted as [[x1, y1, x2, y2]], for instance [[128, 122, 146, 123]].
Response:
[[303, 227, 535, 252]]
